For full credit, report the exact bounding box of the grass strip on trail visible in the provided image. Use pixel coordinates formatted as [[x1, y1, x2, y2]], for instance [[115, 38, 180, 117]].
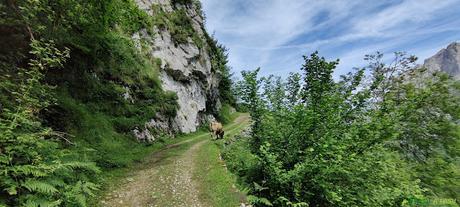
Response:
[[194, 114, 250, 207]]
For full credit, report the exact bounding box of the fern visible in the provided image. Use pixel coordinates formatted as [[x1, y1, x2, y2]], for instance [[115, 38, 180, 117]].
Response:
[[247, 195, 273, 206], [12, 165, 52, 177], [22, 180, 58, 194], [22, 195, 61, 207], [61, 161, 101, 173], [45, 178, 65, 188], [80, 182, 99, 197], [0, 40, 100, 206], [276, 196, 309, 207], [62, 181, 99, 207]]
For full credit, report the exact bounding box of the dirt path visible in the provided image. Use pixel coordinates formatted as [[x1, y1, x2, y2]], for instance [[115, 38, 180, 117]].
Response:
[[100, 114, 249, 207]]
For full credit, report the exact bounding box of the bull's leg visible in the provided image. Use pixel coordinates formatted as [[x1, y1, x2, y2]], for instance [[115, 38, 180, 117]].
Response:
[[217, 131, 224, 139], [212, 131, 217, 140]]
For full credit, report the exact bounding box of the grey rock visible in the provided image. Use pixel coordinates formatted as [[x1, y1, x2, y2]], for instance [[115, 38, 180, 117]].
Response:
[[135, 0, 173, 14], [133, 128, 156, 142], [132, 0, 220, 137], [121, 86, 134, 103], [133, 113, 175, 142], [423, 42, 460, 80]]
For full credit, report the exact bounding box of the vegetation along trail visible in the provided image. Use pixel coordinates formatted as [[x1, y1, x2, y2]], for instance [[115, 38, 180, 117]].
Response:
[[99, 114, 250, 207]]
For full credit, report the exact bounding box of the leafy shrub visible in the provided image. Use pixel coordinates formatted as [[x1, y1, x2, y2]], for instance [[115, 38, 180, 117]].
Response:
[[227, 52, 460, 206], [215, 104, 235, 124], [0, 40, 100, 206], [222, 135, 260, 180]]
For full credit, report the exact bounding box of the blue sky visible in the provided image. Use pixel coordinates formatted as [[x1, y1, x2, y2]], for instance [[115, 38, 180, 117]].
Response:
[[201, 0, 460, 78]]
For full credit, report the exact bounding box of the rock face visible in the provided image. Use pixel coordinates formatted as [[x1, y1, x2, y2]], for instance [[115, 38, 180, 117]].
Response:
[[132, 0, 220, 135], [424, 42, 460, 80]]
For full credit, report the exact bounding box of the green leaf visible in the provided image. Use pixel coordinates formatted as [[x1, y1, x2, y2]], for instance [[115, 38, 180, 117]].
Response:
[[22, 180, 58, 194], [6, 186, 17, 195]]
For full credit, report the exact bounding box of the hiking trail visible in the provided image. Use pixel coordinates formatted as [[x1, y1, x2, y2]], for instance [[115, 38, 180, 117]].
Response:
[[99, 114, 250, 207]]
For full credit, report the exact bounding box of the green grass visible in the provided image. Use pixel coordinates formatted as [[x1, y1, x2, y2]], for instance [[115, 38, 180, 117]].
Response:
[[151, 4, 204, 48], [194, 114, 250, 207], [217, 104, 239, 124]]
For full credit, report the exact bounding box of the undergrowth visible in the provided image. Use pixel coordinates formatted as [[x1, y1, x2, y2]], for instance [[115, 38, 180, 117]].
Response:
[[0, 0, 236, 205], [0, 0, 215, 205]]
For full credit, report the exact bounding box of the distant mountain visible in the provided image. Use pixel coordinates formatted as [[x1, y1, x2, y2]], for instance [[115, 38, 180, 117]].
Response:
[[423, 42, 460, 80]]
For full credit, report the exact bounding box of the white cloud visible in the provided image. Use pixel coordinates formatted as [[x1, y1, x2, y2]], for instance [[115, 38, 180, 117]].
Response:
[[202, 0, 362, 72], [348, 0, 457, 42], [201, 0, 460, 77]]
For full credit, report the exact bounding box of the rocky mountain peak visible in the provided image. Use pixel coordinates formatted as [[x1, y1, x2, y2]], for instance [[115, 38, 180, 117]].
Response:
[[423, 42, 460, 79]]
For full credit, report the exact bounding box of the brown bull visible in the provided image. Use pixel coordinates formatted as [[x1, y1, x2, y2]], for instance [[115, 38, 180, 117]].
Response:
[[209, 121, 224, 139]]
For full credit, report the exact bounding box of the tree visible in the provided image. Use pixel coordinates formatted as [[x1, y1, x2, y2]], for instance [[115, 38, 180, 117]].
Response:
[[262, 75, 286, 111], [285, 72, 301, 106], [226, 52, 429, 207], [365, 52, 460, 201], [300, 51, 338, 107], [236, 68, 264, 152], [217, 46, 237, 107], [206, 34, 237, 107]]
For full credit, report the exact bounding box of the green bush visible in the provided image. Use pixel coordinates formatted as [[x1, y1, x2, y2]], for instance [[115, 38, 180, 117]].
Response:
[[0, 40, 100, 206], [216, 104, 236, 124], [228, 52, 459, 206], [222, 136, 259, 180]]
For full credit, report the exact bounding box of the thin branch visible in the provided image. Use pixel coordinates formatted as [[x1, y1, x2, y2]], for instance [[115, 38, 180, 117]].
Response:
[[50, 131, 75, 145]]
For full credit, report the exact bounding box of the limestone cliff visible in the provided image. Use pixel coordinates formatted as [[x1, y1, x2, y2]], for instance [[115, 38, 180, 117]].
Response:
[[132, 0, 220, 137]]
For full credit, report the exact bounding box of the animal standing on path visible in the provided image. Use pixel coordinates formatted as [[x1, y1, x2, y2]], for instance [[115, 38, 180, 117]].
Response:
[[209, 121, 224, 140]]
